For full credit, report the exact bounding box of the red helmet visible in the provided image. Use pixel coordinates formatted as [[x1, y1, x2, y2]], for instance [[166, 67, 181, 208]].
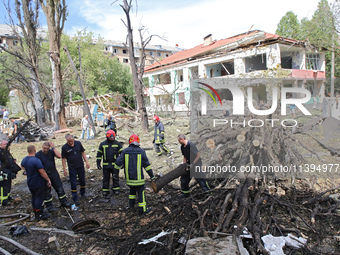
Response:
[[106, 130, 116, 138], [129, 134, 140, 144], [153, 115, 160, 121]]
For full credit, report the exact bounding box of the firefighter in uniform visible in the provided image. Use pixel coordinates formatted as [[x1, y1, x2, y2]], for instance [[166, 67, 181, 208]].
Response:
[[97, 130, 123, 198], [0, 140, 20, 206], [103, 113, 117, 134], [114, 134, 155, 215], [153, 115, 170, 156]]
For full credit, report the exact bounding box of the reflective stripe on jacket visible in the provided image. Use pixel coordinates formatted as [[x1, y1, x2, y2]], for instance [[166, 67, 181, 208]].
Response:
[[154, 121, 165, 144], [97, 140, 123, 167], [114, 144, 153, 186]]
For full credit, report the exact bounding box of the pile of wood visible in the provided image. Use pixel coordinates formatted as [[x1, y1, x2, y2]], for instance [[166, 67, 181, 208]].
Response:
[[21, 121, 50, 142]]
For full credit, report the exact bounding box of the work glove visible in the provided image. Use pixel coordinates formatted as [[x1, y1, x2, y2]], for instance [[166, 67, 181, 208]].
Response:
[[11, 173, 17, 179], [97, 160, 102, 170], [0, 175, 3, 182], [160, 134, 164, 140]]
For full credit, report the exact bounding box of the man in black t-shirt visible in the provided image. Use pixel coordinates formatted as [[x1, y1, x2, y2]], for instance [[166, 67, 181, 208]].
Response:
[[177, 134, 210, 198], [36, 142, 71, 211], [62, 134, 90, 205]]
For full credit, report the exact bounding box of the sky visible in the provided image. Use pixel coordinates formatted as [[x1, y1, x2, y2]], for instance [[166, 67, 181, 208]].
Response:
[[0, 0, 327, 49]]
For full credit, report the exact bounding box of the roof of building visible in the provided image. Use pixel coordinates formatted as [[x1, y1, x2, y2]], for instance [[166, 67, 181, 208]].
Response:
[[0, 24, 48, 39], [102, 39, 182, 53], [144, 30, 306, 73]]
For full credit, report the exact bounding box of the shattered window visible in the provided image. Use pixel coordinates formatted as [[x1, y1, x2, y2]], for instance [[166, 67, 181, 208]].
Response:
[[306, 53, 320, 70]]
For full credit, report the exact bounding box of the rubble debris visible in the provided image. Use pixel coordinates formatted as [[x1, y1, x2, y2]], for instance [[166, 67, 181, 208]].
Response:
[[261, 234, 307, 255], [185, 236, 239, 255], [138, 231, 175, 245]]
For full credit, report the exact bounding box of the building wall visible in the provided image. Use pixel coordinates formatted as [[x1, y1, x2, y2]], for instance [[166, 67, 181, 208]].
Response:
[[145, 42, 326, 113]]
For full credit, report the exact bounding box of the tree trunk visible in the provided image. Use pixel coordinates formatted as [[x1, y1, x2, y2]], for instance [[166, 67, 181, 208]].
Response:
[[151, 163, 188, 193], [121, 0, 149, 133], [39, 0, 67, 130], [30, 70, 46, 126]]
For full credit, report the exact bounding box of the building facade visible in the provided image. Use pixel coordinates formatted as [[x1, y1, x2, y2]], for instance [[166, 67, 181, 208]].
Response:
[[144, 30, 326, 114]]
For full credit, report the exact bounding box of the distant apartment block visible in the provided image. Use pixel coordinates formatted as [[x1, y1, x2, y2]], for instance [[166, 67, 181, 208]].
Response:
[[102, 40, 181, 67]]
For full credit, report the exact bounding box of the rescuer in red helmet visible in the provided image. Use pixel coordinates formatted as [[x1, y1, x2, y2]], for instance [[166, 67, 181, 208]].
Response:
[[153, 115, 171, 156], [114, 134, 155, 215], [97, 130, 123, 199]]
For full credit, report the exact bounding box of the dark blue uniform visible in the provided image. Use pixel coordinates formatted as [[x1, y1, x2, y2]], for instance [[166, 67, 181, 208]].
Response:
[[21, 156, 46, 213], [180, 141, 210, 195], [61, 140, 86, 203], [36, 149, 69, 208], [97, 139, 123, 194], [154, 121, 170, 156], [0, 148, 18, 206], [115, 144, 154, 214]]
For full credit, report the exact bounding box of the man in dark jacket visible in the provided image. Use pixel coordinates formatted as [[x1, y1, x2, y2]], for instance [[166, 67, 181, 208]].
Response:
[[114, 134, 155, 215], [62, 134, 90, 205], [21, 145, 51, 220], [0, 140, 21, 206], [103, 113, 117, 134], [177, 134, 210, 198], [36, 141, 71, 211], [97, 130, 123, 198], [153, 115, 170, 156]]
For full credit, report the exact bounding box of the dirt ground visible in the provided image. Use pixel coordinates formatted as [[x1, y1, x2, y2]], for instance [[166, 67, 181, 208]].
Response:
[[0, 115, 339, 254]]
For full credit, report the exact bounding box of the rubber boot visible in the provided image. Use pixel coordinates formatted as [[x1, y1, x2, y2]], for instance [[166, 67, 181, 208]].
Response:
[[103, 191, 110, 199], [60, 197, 72, 208], [45, 202, 58, 213], [35, 209, 51, 221], [139, 207, 152, 215]]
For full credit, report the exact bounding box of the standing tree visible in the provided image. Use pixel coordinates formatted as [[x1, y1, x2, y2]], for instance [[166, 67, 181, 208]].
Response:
[[39, 0, 67, 130], [1, 0, 48, 125], [119, 0, 149, 133], [276, 11, 301, 39]]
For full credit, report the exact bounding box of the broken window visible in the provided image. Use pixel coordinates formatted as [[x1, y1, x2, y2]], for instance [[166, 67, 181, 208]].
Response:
[[113, 48, 118, 54], [306, 53, 320, 70], [245, 54, 267, 73], [178, 93, 185, 104], [221, 61, 235, 75], [160, 73, 171, 84], [190, 66, 199, 80], [177, 70, 184, 82], [123, 49, 127, 54], [149, 51, 154, 56], [157, 52, 161, 57], [123, 58, 128, 63], [104, 46, 109, 51], [281, 56, 293, 69]]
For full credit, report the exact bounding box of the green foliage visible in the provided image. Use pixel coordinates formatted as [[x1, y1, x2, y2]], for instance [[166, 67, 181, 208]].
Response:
[[61, 30, 133, 102], [276, 11, 300, 39]]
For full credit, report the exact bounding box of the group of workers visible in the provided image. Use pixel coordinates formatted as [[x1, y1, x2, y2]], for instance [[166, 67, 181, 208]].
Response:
[[0, 114, 210, 220]]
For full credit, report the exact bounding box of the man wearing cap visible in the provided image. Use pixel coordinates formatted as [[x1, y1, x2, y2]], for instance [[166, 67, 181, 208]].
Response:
[[97, 130, 123, 198], [153, 115, 170, 156], [114, 134, 155, 215]]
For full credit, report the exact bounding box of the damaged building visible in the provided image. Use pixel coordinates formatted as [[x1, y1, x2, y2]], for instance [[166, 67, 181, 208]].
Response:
[[144, 30, 326, 114]]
